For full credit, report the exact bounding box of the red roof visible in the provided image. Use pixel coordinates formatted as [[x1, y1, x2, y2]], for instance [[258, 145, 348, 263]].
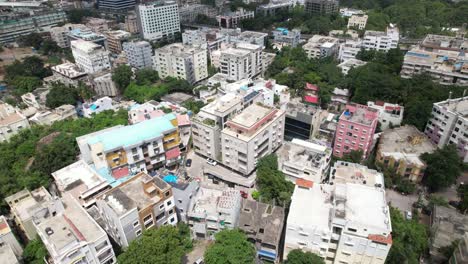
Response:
[[304, 95, 319, 104], [368, 234, 393, 245], [63, 215, 85, 241], [165, 147, 181, 160], [375, 100, 385, 106], [305, 83, 319, 91], [384, 105, 401, 111], [296, 178, 314, 188], [112, 166, 129, 179]]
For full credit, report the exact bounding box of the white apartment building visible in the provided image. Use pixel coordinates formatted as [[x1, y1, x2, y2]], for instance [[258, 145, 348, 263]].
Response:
[[92, 172, 177, 248], [277, 139, 332, 183], [338, 59, 367, 75], [272, 28, 301, 49], [29, 105, 77, 126], [153, 43, 208, 84], [71, 40, 111, 74], [83, 96, 114, 118], [338, 39, 362, 62], [136, 1, 181, 41], [303, 35, 340, 59], [284, 181, 391, 264], [51, 62, 88, 87], [425, 96, 468, 162], [0, 215, 23, 259], [367, 101, 404, 130], [339, 8, 365, 17], [219, 43, 263, 81], [50, 23, 88, 48], [221, 104, 285, 175], [0, 102, 30, 142], [35, 194, 116, 264], [363, 25, 399, 52], [187, 187, 242, 238], [347, 15, 368, 30], [92, 72, 119, 97], [401, 48, 468, 86], [123, 41, 153, 69]]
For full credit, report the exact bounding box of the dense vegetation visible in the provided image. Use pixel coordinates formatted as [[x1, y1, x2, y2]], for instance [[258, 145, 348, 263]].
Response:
[[256, 154, 294, 206], [285, 249, 325, 264], [421, 145, 462, 192], [0, 110, 128, 213], [387, 207, 428, 264], [204, 229, 256, 264], [118, 224, 192, 264], [22, 237, 48, 264], [266, 46, 467, 130]]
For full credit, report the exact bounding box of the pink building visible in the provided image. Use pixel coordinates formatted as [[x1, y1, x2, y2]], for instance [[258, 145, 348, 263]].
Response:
[[303, 83, 320, 105], [333, 103, 379, 158]]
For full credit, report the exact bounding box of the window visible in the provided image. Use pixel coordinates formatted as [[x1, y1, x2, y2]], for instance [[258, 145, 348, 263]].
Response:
[[168, 209, 174, 215], [136, 229, 142, 236], [167, 200, 172, 206], [165, 191, 170, 197], [348, 228, 357, 232], [133, 221, 139, 227], [159, 204, 165, 210], [143, 214, 153, 223]]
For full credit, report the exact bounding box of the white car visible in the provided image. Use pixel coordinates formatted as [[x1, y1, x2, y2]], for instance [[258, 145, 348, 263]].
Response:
[[206, 158, 217, 166], [405, 211, 412, 220]]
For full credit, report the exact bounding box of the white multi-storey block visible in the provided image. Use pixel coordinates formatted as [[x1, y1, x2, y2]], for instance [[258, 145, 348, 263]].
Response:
[[363, 25, 399, 52], [71, 40, 110, 74], [367, 101, 404, 130], [347, 15, 368, 30], [0, 102, 30, 142], [136, 1, 180, 41], [338, 39, 363, 62], [303, 35, 340, 59], [219, 43, 263, 81], [153, 43, 208, 84], [123, 40, 153, 69]]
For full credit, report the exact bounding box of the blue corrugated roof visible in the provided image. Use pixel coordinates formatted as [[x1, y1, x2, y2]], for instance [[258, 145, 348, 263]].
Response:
[[258, 250, 276, 259], [87, 114, 175, 152]]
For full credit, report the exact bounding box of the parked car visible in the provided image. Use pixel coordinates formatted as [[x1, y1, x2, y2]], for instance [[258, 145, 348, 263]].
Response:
[[449, 200, 460, 208], [206, 158, 217, 166], [405, 211, 412, 220], [240, 190, 248, 199], [185, 158, 192, 167], [194, 258, 204, 264]]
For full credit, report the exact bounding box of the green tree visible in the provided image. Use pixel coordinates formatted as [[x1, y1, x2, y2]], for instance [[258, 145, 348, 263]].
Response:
[[285, 249, 325, 264], [18, 33, 43, 49], [22, 237, 48, 264], [387, 207, 428, 264], [339, 150, 364, 163], [204, 229, 255, 264], [135, 68, 159, 85], [183, 100, 205, 114], [10, 76, 42, 96], [45, 82, 79, 108], [256, 154, 294, 206], [77, 81, 95, 101], [112, 65, 133, 93], [40, 39, 61, 56], [118, 225, 191, 264], [421, 145, 462, 192], [457, 185, 468, 213]]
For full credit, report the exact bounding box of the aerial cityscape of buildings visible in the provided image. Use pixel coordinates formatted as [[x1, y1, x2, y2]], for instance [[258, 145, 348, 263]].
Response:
[[0, 0, 466, 263]]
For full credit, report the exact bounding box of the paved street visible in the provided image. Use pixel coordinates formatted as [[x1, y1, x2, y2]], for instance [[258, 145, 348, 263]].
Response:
[[386, 189, 418, 213]]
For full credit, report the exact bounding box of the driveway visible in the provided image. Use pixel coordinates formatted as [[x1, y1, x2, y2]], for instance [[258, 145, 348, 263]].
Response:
[[386, 189, 419, 213], [184, 240, 211, 264]]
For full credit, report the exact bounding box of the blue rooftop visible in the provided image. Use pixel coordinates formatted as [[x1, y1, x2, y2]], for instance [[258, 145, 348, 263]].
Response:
[[406, 52, 430, 58], [87, 114, 176, 152]]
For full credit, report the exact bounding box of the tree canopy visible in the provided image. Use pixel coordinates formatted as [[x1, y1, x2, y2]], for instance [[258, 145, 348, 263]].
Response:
[[124, 77, 193, 103], [285, 249, 325, 264], [421, 145, 462, 192], [386, 207, 428, 264], [45, 82, 79, 108], [118, 225, 192, 264], [112, 65, 133, 93], [22, 237, 48, 264], [204, 229, 256, 264], [256, 154, 294, 206]]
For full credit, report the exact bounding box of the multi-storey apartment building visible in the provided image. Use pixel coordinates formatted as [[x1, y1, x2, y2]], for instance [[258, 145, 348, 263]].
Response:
[[50, 24, 87, 48], [153, 43, 208, 84], [92, 172, 177, 248], [219, 43, 263, 81], [347, 14, 368, 30], [377, 125, 435, 182], [136, 1, 180, 41], [424, 96, 468, 162], [330, 161, 385, 186], [123, 40, 153, 69], [0, 215, 23, 259], [50, 62, 88, 87], [284, 180, 392, 264], [363, 25, 399, 52], [35, 194, 116, 264], [5, 187, 57, 240], [419, 34, 468, 53], [187, 188, 242, 238], [77, 113, 181, 177], [68, 28, 107, 48], [278, 138, 332, 183], [71, 40, 111, 74], [333, 103, 379, 158], [221, 103, 285, 175], [272, 27, 301, 48], [217, 8, 254, 28], [83, 97, 114, 118], [304, 0, 339, 14], [92, 72, 119, 97], [179, 4, 217, 24], [303, 35, 340, 59], [97, 0, 136, 11], [0, 102, 29, 142], [338, 39, 362, 62], [105, 30, 131, 54], [401, 48, 468, 86], [256, 0, 295, 16], [367, 101, 404, 130]]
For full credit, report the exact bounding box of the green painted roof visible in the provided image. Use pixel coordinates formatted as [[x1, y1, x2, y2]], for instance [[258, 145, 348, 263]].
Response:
[[87, 114, 176, 152]]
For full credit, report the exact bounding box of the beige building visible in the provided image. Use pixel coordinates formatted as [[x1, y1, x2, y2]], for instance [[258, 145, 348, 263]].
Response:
[[218, 43, 263, 81], [153, 43, 208, 84], [4, 187, 56, 240], [92, 172, 177, 248], [92, 72, 119, 97], [0, 102, 30, 142], [303, 35, 340, 59], [105, 30, 131, 54], [376, 125, 436, 182], [347, 14, 368, 30]]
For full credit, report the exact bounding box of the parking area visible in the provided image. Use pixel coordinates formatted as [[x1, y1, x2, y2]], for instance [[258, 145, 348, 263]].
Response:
[[185, 151, 256, 189], [386, 189, 419, 213], [184, 240, 211, 264]]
